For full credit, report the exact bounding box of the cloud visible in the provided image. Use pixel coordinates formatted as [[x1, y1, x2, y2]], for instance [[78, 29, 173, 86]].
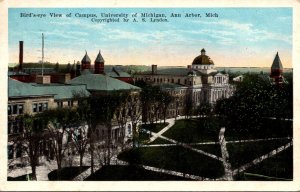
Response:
[[192, 19, 291, 45]]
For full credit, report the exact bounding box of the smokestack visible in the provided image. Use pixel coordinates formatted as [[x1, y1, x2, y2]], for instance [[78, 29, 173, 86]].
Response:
[[152, 64, 157, 75], [19, 41, 23, 71]]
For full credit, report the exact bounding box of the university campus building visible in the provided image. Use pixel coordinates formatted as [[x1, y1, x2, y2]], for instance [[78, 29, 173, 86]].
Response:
[[8, 50, 140, 168], [134, 49, 235, 117]]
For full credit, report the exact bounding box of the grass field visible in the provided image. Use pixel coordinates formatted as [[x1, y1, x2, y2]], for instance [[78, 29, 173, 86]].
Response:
[[163, 118, 220, 143], [234, 147, 293, 180], [227, 139, 291, 169], [118, 146, 224, 179]]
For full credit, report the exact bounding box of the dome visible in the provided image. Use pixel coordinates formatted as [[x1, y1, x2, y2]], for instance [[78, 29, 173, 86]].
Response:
[[81, 51, 91, 63], [95, 50, 105, 63], [192, 49, 214, 65]]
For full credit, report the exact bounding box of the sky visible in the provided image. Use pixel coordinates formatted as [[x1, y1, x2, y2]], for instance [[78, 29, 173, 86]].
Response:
[[8, 8, 292, 68]]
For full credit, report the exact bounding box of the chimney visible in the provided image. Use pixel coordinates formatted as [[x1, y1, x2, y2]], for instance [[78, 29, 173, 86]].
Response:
[[19, 41, 23, 71], [36, 75, 51, 84], [152, 64, 157, 75]]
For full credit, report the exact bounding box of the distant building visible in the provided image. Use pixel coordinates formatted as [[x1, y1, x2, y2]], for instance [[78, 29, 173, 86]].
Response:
[[72, 51, 134, 84], [270, 52, 284, 85], [135, 48, 235, 117]]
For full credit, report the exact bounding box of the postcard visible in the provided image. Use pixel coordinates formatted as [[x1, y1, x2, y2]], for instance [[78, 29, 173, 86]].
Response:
[[1, 0, 299, 191]]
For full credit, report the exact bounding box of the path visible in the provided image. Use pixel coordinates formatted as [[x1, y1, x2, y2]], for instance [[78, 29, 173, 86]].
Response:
[[232, 141, 293, 175], [218, 127, 233, 180], [147, 118, 175, 143], [143, 129, 222, 161]]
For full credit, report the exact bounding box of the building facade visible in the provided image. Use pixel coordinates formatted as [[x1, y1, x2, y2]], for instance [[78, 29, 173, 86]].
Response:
[[135, 49, 235, 117]]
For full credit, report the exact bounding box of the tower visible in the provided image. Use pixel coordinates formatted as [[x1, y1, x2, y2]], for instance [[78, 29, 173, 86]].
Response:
[[81, 51, 91, 70], [270, 52, 283, 85], [201, 48, 206, 56], [94, 50, 105, 74]]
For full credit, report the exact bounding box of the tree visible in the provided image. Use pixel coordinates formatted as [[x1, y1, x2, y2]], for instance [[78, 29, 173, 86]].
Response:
[[215, 73, 293, 140], [197, 103, 212, 117], [41, 108, 79, 179], [17, 113, 46, 180], [127, 93, 143, 148], [159, 91, 174, 123], [184, 89, 193, 119], [72, 91, 92, 169]]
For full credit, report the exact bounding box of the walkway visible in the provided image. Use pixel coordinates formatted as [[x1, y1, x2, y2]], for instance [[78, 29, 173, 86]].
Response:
[[8, 116, 293, 181], [218, 127, 233, 180], [141, 122, 292, 181], [233, 141, 293, 175]]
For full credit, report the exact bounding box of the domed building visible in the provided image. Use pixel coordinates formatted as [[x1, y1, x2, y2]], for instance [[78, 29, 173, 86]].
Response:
[[135, 48, 235, 118], [191, 49, 216, 73]]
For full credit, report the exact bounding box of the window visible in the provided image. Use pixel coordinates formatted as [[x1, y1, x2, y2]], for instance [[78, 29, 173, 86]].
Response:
[[8, 106, 11, 115], [33, 103, 37, 112], [8, 104, 24, 115], [13, 105, 18, 114], [177, 79, 180, 84], [33, 102, 48, 113], [57, 101, 63, 108], [18, 105, 23, 114], [67, 100, 73, 107], [38, 103, 43, 112]]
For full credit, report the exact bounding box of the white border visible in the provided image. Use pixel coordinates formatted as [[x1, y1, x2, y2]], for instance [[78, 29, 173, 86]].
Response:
[[1, 0, 299, 191]]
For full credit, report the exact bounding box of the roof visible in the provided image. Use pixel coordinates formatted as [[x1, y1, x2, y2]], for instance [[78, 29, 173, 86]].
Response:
[[95, 50, 105, 63], [106, 67, 131, 78], [8, 71, 29, 76], [271, 52, 283, 70], [9, 78, 90, 100], [31, 83, 90, 100], [81, 51, 91, 63], [192, 55, 214, 65], [68, 74, 140, 91], [138, 68, 217, 76]]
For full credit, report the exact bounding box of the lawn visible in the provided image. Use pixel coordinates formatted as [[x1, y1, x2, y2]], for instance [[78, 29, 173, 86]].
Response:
[[234, 147, 293, 181], [162, 118, 220, 143], [225, 118, 293, 140], [227, 139, 291, 169], [118, 146, 224, 179], [85, 165, 192, 181], [137, 123, 168, 144], [193, 144, 222, 157], [141, 123, 168, 133], [8, 173, 33, 181], [48, 166, 89, 181], [147, 137, 173, 145]]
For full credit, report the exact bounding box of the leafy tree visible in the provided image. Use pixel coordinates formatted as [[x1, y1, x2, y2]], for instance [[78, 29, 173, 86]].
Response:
[[159, 91, 174, 123], [17, 113, 47, 180], [197, 103, 212, 117], [41, 108, 79, 179], [215, 73, 293, 139]]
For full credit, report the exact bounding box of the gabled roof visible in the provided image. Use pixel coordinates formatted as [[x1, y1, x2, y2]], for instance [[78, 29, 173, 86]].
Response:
[[271, 52, 283, 70], [9, 78, 52, 98], [8, 78, 90, 100], [68, 74, 140, 91], [81, 51, 91, 63], [95, 50, 105, 63]]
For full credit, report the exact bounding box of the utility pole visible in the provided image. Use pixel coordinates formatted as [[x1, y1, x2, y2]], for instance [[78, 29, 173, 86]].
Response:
[[42, 33, 44, 76]]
